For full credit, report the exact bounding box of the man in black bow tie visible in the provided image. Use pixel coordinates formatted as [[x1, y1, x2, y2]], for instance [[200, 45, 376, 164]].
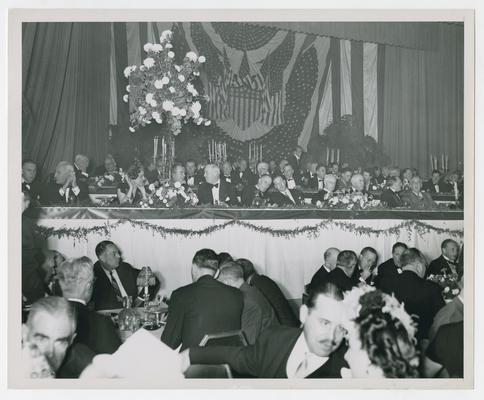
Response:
[[309, 164, 326, 191], [269, 176, 304, 207], [426, 239, 460, 278], [380, 176, 405, 208], [241, 174, 272, 207], [74, 154, 90, 182], [22, 159, 41, 203], [282, 164, 299, 190], [197, 164, 238, 206]]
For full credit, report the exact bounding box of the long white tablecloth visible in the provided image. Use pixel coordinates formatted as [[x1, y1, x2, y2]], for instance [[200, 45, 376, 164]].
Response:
[[37, 214, 463, 300]]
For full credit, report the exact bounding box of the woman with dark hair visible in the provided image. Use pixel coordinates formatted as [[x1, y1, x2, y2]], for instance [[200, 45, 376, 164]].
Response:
[[342, 287, 420, 378], [117, 163, 149, 205]]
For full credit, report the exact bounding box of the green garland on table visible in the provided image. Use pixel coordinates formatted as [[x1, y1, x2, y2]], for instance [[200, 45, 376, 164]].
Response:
[[36, 218, 463, 242]]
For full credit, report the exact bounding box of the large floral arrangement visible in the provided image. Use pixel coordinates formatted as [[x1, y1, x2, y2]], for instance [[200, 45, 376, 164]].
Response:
[[124, 30, 211, 135], [427, 272, 461, 302], [139, 181, 199, 208], [318, 191, 381, 210]]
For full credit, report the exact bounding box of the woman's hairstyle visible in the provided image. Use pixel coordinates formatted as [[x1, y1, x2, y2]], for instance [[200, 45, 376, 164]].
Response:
[[355, 290, 419, 378]]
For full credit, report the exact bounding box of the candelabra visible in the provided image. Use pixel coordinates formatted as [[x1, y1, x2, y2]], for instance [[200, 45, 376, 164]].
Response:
[[208, 139, 227, 164]]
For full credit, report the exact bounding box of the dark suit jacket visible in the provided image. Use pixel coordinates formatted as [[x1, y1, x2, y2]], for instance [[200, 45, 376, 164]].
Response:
[[22, 180, 41, 203], [380, 189, 404, 208], [400, 191, 437, 210], [161, 275, 244, 350], [268, 189, 304, 207], [382, 270, 445, 340], [189, 326, 348, 378], [426, 255, 459, 278], [326, 267, 357, 292], [240, 185, 269, 207], [428, 296, 463, 343], [422, 180, 452, 194], [74, 164, 89, 183], [41, 180, 90, 206], [69, 300, 122, 354], [374, 258, 400, 292], [287, 155, 303, 178], [91, 261, 159, 310], [308, 265, 331, 291], [312, 189, 333, 205], [426, 321, 463, 378], [197, 180, 238, 206], [56, 342, 96, 379], [240, 283, 279, 345], [307, 176, 324, 191], [249, 274, 300, 328]]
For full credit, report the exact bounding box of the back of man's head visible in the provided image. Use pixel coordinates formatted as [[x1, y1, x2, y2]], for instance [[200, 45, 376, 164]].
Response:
[[217, 252, 233, 268], [236, 258, 256, 281], [336, 250, 358, 276], [95, 240, 115, 259], [400, 248, 427, 278], [324, 247, 340, 269], [192, 248, 219, 275], [217, 261, 244, 288], [305, 282, 343, 308], [57, 257, 94, 302]]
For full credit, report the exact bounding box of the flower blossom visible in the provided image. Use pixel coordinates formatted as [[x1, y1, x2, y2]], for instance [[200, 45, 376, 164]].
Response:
[[167, 51, 175, 59], [186, 51, 198, 62], [143, 58, 155, 68], [198, 55, 206, 63], [154, 80, 164, 89], [162, 100, 174, 111]]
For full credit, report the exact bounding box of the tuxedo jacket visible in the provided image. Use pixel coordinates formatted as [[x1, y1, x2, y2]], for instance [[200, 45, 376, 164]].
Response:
[[308, 265, 330, 291], [22, 180, 41, 203], [326, 267, 357, 292], [268, 189, 304, 207], [287, 155, 303, 178], [374, 258, 400, 293], [422, 179, 452, 194], [400, 191, 437, 210], [381, 270, 445, 340], [74, 164, 89, 182], [197, 180, 238, 206], [161, 275, 244, 351], [241, 185, 269, 207], [380, 189, 404, 208], [426, 255, 459, 278], [91, 261, 160, 310], [41, 180, 90, 206], [307, 175, 324, 191], [312, 189, 333, 205], [250, 274, 300, 328], [233, 169, 256, 187], [69, 300, 122, 354], [426, 321, 463, 378], [189, 326, 348, 378]]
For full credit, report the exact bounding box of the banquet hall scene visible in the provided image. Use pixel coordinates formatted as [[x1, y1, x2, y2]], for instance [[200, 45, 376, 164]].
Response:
[[20, 21, 465, 381]]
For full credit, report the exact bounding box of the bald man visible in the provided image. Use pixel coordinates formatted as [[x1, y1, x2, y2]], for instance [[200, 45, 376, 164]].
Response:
[[197, 164, 238, 206], [41, 161, 89, 205], [306, 248, 340, 292]]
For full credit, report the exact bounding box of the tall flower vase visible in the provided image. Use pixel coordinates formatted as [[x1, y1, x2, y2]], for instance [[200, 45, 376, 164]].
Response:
[[159, 133, 176, 181]]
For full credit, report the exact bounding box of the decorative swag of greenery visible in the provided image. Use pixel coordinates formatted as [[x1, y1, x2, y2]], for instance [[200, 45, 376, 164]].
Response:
[[36, 218, 464, 242]]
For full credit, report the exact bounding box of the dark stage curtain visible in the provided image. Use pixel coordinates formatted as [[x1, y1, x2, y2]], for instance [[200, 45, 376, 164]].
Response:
[[22, 22, 111, 179], [381, 23, 464, 177]]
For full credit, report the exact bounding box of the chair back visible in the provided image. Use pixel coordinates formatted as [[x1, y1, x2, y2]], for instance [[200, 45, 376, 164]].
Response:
[[199, 330, 248, 347], [184, 364, 232, 379]]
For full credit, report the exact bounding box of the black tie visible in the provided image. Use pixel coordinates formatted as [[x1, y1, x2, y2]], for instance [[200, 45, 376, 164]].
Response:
[[211, 183, 219, 189], [109, 271, 123, 301]]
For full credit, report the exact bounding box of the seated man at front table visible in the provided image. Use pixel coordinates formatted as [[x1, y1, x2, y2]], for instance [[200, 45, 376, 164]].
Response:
[[306, 247, 340, 292], [401, 176, 437, 209], [22, 159, 41, 203], [183, 282, 348, 378], [423, 169, 452, 194], [91, 241, 160, 310], [325, 250, 359, 292], [269, 176, 304, 207], [197, 164, 238, 206], [374, 242, 408, 292], [336, 168, 352, 191], [73, 154, 90, 182], [312, 174, 337, 205], [426, 239, 460, 278], [349, 174, 366, 194], [241, 174, 272, 207], [283, 164, 299, 190], [380, 176, 404, 208], [161, 249, 244, 350], [41, 161, 90, 205], [309, 164, 326, 191]]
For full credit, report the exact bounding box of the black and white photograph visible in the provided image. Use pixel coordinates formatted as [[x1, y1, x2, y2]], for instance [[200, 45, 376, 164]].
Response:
[[7, 6, 475, 391]]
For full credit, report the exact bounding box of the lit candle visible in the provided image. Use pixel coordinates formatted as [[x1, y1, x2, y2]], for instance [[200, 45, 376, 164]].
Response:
[[441, 154, 444, 171], [445, 154, 448, 171], [260, 145, 263, 161], [337, 149, 340, 164], [326, 148, 329, 165], [331, 149, 334, 163], [208, 142, 211, 162]]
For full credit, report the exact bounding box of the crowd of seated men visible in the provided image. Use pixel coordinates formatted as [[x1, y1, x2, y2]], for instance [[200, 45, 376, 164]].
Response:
[[22, 227, 463, 379], [21, 145, 464, 208]]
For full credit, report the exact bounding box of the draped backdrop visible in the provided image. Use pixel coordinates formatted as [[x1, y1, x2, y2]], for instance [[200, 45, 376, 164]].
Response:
[[22, 22, 463, 178]]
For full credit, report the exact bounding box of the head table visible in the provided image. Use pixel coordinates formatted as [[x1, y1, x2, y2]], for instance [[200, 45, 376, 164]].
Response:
[[32, 206, 463, 301]]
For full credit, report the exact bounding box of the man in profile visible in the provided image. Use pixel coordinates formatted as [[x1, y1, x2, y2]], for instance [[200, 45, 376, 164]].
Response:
[[241, 174, 272, 207], [22, 296, 80, 375], [307, 248, 340, 292], [183, 283, 348, 378], [380, 176, 404, 208], [161, 249, 243, 350], [22, 159, 41, 203], [217, 262, 278, 345], [325, 250, 358, 292], [74, 154, 90, 181], [401, 176, 437, 209], [42, 161, 89, 205], [197, 164, 238, 206], [374, 242, 408, 291], [426, 239, 460, 278], [269, 176, 304, 207]]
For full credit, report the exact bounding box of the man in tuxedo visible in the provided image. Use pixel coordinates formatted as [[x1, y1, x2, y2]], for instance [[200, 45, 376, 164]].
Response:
[[426, 239, 460, 278], [309, 164, 326, 191], [183, 282, 348, 378], [423, 170, 451, 194], [306, 248, 340, 293], [41, 161, 90, 205], [350, 174, 366, 194], [22, 296, 78, 374], [288, 145, 304, 179], [91, 241, 160, 310], [374, 242, 408, 291], [336, 168, 352, 191], [382, 248, 445, 341], [234, 158, 256, 190], [74, 154, 90, 182], [22, 159, 41, 203], [218, 262, 279, 345], [56, 257, 121, 378], [300, 162, 317, 188], [185, 159, 200, 187], [380, 176, 404, 208], [401, 176, 437, 209], [283, 164, 299, 190], [221, 161, 234, 184], [325, 250, 358, 292], [241, 174, 272, 207], [161, 249, 244, 350], [269, 160, 278, 177], [278, 159, 289, 177], [312, 174, 337, 205], [197, 164, 238, 206], [329, 162, 340, 177], [237, 258, 300, 328], [363, 168, 378, 192], [269, 176, 304, 207], [353, 247, 378, 286]]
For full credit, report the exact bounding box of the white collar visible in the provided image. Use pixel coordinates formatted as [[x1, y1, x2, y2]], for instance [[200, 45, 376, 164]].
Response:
[[68, 298, 87, 306], [442, 255, 456, 263], [286, 331, 329, 378]]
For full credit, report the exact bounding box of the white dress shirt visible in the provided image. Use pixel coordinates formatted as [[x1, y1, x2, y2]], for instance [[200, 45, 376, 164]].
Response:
[[102, 267, 128, 299], [317, 179, 324, 191], [211, 180, 221, 204], [58, 185, 80, 202], [67, 298, 87, 306], [187, 176, 195, 186], [286, 178, 296, 190], [286, 332, 329, 378]]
